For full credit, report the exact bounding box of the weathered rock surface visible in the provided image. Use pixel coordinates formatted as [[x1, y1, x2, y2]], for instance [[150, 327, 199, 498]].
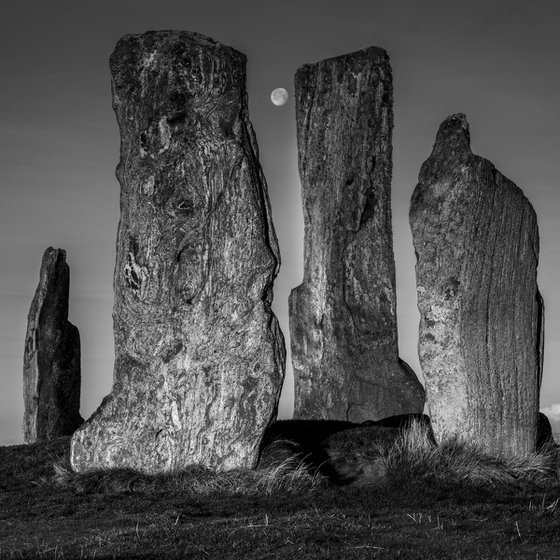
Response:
[[23, 248, 83, 443], [289, 47, 425, 422], [71, 30, 285, 473], [410, 113, 541, 457]]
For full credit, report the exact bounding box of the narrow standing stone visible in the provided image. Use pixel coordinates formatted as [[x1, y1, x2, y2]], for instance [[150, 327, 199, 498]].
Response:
[[289, 47, 425, 422], [23, 247, 83, 442], [70, 31, 285, 473], [410, 114, 541, 456]]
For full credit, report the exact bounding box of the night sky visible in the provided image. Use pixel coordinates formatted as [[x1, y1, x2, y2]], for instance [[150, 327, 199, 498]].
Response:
[[1, 0, 559, 444]]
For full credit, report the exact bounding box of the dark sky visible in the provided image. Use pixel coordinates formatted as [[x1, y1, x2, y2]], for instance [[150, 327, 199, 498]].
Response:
[[1, 0, 559, 443]]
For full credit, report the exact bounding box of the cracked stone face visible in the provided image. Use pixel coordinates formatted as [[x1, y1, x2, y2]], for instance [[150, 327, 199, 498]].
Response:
[[70, 30, 285, 473], [289, 47, 425, 422], [410, 113, 542, 457]]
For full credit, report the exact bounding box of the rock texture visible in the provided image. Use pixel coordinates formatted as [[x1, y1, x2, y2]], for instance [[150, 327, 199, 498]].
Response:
[[410, 114, 541, 457], [289, 47, 424, 422], [71, 31, 285, 473], [23, 248, 83, 443]]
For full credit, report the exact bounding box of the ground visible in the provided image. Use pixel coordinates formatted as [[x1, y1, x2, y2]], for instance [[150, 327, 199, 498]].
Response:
[[1, 425, 559, 559]]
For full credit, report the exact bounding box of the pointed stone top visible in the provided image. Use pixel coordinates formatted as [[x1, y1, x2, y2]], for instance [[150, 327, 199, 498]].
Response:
[[434, 113, 471, 152], [43, 246, 66, 260], [419, 113, 472, 183], [40, 248, 67, 276]]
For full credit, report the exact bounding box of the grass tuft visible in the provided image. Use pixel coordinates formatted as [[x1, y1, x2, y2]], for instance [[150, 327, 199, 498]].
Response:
[[49, 443, 326, 497], [381, 419, 560, 487]]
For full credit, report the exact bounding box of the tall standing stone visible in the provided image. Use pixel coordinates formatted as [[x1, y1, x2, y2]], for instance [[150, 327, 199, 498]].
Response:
[[71, 31, 285, 473], [289, 47, 425, 422], [410, 114, 541, 456], [23, 247, 83, 443]]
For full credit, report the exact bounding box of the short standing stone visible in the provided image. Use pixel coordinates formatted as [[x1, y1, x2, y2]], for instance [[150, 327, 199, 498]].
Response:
[[289, 47, 425, 422], [410, 114, 541, 456], [70, 31, 285, 473], [23, 248, 83, 442]]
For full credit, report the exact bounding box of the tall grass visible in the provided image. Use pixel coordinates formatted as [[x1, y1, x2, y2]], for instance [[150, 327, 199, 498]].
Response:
[[380, 419, 560, 487]]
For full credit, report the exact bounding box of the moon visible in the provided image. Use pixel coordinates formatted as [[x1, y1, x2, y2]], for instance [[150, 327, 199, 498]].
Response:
[[271, 88, 288, 106]]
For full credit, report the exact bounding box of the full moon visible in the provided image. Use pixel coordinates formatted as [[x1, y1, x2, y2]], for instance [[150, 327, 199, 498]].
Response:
[[270, 88, 288, 106]]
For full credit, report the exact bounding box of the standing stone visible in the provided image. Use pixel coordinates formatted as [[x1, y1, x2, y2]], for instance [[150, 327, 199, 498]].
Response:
[[289, 47, 425, 422], [410, 114, 541, 457], [23, 247, 83, 443], [71, 31, 285, 473]]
